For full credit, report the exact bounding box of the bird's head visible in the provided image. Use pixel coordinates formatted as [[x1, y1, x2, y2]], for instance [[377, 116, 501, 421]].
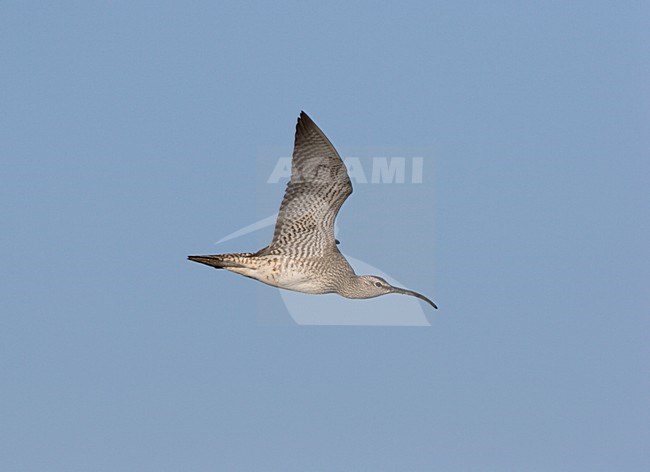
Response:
[[356, 275, 438, 309]]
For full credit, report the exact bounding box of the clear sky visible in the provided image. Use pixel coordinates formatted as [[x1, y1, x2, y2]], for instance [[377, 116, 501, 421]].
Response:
[[2, 1, 649, 470]]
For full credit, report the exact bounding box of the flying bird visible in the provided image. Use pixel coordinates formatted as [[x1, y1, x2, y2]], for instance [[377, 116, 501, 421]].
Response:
[[188, 112, 437, 309]]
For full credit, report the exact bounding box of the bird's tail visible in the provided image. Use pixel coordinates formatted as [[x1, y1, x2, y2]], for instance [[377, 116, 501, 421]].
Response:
[[187, 253, 254, 269]]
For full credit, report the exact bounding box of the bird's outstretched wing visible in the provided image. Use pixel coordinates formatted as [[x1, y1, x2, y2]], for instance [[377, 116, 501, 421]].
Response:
[[260, 112, 352, 257]]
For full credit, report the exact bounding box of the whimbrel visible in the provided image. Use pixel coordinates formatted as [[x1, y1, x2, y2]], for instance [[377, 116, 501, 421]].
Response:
[[188, 112, 437, 309]]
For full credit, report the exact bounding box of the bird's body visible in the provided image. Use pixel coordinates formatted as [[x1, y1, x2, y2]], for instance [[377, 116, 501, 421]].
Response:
[[189, 112, 437, 309], [189, 251, 355, 295]]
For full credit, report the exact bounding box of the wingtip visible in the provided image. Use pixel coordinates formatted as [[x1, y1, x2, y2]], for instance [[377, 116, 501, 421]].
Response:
[[300, 110, 317, 123], [296, 111, 315, 135]]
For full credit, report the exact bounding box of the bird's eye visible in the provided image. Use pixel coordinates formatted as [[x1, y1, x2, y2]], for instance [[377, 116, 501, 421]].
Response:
[[375, 282, 382, 287]]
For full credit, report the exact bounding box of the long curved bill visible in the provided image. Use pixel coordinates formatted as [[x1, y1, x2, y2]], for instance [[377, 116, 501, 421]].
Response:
[[393, 287, 438, 309]]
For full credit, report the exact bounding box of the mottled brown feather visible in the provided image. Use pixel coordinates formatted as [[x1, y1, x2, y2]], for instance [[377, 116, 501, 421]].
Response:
[[258, 112, 353, 258]]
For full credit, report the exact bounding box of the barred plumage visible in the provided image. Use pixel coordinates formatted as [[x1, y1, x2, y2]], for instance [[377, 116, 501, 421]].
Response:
[[188, 112, 437, 309]]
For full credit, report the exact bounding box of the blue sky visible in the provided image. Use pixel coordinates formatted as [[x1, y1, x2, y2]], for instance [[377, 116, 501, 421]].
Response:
[[1, 1, 649, 470]]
